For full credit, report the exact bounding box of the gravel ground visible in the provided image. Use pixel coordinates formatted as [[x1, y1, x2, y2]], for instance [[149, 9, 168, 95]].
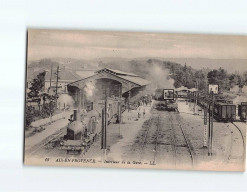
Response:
[[178, 100, 246, 171], [25, 110, 72, 152], [25, 100, 246, 171]]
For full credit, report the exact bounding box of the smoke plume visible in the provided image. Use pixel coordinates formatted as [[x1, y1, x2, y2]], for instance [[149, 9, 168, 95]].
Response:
[[84, 81, 96, 98], [57, 94, 75, 109], [146, 63, 175, 92]]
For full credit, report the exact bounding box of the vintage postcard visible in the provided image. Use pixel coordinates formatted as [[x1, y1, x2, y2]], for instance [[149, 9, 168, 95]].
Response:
[[24, 29, 246, 171]]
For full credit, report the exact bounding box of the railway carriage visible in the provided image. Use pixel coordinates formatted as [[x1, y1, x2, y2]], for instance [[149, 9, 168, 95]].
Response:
[[197, 96, 238, 122], [213, 102, 236, 122], [238, 102, 247, 121], [176, 91, 188, 98]]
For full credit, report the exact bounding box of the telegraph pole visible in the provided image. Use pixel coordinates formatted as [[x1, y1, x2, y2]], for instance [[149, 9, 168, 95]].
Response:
[[203, 98, 208, 148], [54, 65, 61, 108], [210, 91, 214, 156], [196, 80, 198, 106], [55, 66, 59, 98], [101, 86, 108, 160], [117, 84, 122, 137], [78, 89, 82, 109], [207, 91, 214, 156], [128, 83, 131, 112], [48, 64, 53, 122], [49, 64, 53, 93], [193, 79, 198, 114]]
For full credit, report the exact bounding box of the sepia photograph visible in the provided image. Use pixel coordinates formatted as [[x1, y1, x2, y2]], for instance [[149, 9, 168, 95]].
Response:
[[24, 29, 246, 171]]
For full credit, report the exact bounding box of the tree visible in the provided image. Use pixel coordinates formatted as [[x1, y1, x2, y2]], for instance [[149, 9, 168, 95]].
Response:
[[207, 68, 229, 90], [25, 107, 34, 127], [243, 71, 247, 85], [237, 75, 244, 88], [195, 69, 208, 90], [28, 71, 46, 99]]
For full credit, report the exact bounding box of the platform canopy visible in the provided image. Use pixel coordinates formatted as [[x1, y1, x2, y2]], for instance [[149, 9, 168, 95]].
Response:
[[68, 68, 151, 94], [188, 88, 197, 92], [175, 86, 188, 91]]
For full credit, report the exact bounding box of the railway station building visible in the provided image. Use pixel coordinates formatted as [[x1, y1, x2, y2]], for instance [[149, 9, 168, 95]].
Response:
[[67, 68, 151, 119]]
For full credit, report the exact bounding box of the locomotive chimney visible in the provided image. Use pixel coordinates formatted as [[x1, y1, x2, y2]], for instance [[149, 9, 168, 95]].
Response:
[[73, 109, 78, 121]]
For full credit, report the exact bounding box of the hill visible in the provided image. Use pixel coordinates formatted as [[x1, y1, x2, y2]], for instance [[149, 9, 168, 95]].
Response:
[[27, 57, 247, 91]]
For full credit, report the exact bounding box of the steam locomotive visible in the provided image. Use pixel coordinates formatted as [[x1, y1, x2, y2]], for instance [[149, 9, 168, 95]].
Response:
[[60, 109, 99, 154], [154, 88, 178, 111], [60, 98, 121, 155]]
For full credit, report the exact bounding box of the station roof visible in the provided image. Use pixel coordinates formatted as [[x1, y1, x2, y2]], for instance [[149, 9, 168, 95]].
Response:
[[75, 70, 95, 79], [69, 67, 151, 87], [96, 68, 139, 77], [117, 75, 151, 86]]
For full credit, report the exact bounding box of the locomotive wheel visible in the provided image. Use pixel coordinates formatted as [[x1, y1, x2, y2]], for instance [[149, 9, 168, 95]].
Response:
[[77, 150, 82, 155]]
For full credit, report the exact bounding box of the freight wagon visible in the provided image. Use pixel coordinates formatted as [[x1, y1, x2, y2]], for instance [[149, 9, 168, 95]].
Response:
[[213, 102, 236, 122], [238, 102, 247, 121]]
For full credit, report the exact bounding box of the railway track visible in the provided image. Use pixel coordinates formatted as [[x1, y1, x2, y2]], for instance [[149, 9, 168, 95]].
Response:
[[168, 114, 178, 167], [26, 127, 67, 156], [223, 123, 233, 161], [139, 109, 195, 167], [223, 122, 245, 163], [140, 116, 155, 161], [139, 112, 162, 163], [230, 122, 245, 161], [153, 115, 161, 164], [231, 122, 246, 152], [169, 113, 194, 167]]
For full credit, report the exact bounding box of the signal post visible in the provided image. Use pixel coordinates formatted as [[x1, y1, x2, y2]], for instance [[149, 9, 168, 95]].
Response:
[[207, 85, 218, 156]]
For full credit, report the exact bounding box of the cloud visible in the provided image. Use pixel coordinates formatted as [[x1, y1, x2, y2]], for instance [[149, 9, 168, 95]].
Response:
[[27, 29, 247, 61]]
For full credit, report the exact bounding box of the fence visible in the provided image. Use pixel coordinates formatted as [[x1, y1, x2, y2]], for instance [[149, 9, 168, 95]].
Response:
[[30, 112, 66, 128]]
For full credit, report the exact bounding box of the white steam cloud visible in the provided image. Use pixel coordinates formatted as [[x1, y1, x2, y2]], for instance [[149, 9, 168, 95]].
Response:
[[147, 63, 175, 91], [84, 81, 96, 98], [57, 94, 74, 108]]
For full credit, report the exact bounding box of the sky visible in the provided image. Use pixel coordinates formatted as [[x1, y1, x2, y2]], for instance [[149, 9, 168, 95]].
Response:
[[28, 29, 247, 61]]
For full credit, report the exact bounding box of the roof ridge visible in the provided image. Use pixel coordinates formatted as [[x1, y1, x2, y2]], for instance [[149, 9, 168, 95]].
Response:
[[68, 70, 82, 80], [97, 67, 139, 77]]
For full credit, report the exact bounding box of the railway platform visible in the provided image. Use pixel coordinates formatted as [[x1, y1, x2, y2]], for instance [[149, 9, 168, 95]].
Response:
[[25, 110, 73, 153], [81, 102, 154, 161]]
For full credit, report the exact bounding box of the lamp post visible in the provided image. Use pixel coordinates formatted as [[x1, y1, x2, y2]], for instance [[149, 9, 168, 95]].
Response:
[[54, 65, 61, 108], [101, 85, 108, 160], [116, 84, 122, 137]]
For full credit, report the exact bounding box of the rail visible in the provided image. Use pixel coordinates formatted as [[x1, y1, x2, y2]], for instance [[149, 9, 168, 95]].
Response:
[[27, 127, 66, 156], [231, 122, 246, 160], [174, 114, 195, 167], [140, 117, 153, 160]]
